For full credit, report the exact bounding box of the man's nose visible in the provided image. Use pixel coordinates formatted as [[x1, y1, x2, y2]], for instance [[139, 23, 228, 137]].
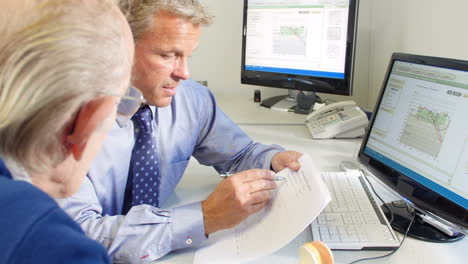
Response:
[[173, 57, 190, 80]]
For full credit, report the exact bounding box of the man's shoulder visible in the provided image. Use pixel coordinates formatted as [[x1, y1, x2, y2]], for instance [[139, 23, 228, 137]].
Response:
[[0, 177, 69, 240], [0, 177, 109, 264], [169, 80, 216, 119], [0, 177, 53, 211], [178, 79, 212, 98]]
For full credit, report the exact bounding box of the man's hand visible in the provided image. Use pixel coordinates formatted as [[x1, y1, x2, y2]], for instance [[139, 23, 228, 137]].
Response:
[[271, 151, 303, 172], [201, 169, 277, 235]]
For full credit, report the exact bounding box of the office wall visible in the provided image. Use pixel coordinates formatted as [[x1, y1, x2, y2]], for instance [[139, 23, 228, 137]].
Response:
[[189, 0, 468, 110], [367, 0, 468, 109], [189, 0, 372, 108]]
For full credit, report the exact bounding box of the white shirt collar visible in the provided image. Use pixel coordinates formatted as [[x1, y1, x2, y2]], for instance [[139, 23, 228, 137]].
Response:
[[116, 105, 157, 128], [3, 157, 32, 183]]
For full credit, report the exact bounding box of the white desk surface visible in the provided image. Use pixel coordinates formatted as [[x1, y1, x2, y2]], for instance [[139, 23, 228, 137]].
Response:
[[156, 100, 467, 264], [215, 94, 306, 125]]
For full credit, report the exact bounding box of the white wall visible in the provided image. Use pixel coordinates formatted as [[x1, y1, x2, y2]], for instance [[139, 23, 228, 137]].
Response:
[[367, 0, 468, 109], [189, 0, 468, 110], [189, 0, 244, 97]]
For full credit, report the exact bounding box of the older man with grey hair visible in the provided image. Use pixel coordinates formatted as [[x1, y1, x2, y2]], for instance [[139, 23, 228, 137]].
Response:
[[0, 0, 134, 263], [60, 0, 302, 262]]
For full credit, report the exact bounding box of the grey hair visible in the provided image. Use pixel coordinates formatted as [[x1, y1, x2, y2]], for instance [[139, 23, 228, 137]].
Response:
[[118, 0, 214, 40], [0, 0, 132, 173]]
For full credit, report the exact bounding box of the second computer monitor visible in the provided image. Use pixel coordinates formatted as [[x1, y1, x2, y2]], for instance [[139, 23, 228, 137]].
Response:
[[358, 53, 468, 241], [241, 0, 358, 110]]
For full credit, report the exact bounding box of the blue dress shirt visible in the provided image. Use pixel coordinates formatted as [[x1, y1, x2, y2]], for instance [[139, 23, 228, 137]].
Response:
[[59, 79, 284, 263]]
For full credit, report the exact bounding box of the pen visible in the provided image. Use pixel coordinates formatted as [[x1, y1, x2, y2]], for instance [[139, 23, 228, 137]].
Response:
[[219, 172, 286, 182], [273, 176, 286, 182]]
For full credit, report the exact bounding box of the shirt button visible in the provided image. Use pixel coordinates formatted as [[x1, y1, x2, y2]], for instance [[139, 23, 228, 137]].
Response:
[[186, 238, 193, 245]]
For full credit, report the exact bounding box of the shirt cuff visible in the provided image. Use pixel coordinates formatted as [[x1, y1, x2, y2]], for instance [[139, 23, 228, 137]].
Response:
[[171, 201, 207, 250], [263, 144, 284, 170]]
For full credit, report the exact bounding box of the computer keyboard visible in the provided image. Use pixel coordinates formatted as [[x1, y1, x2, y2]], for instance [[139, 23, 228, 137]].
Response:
[[311, 171, 399, 250]]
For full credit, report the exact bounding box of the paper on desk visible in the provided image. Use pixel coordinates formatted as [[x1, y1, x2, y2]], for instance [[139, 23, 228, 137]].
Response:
[[193, 154, 331, 264]]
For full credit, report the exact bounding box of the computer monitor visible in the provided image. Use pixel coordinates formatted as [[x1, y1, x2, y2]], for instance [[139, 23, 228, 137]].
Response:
[[358, 53, 468, 242], [241, 0, 358, 112]]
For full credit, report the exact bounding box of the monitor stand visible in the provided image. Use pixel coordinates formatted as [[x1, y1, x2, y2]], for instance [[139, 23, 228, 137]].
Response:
[[260, 90, 299, 111], [381, 200, 465, 243], [260, 90, 317, 114]]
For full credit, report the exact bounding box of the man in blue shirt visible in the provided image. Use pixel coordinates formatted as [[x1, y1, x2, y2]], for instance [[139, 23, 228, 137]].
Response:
[[60, 1, 302, 262]]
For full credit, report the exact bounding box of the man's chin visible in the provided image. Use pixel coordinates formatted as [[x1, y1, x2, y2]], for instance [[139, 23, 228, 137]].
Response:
[[150, 97, 173, 107]]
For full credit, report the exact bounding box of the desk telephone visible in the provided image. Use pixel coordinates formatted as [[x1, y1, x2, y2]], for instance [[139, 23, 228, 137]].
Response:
[[305, 101, 369, 139]]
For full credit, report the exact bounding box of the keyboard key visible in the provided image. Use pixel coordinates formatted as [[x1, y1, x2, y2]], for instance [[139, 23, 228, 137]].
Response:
[[342, 214, 353, 224], [324, 213, 343, 224], [338, 226, 349, 241], [319, 226, 331, 241], [363, 212, 379, 224], [356, 226, 369, 241], [318, 215, 327, 224], [347, 226, 359, 241], [351, 213, 365, 224], [328, 226, 340, 242]]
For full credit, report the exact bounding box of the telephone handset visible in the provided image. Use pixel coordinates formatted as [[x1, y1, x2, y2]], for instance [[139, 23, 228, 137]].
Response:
[[305, 100, 369, 139]]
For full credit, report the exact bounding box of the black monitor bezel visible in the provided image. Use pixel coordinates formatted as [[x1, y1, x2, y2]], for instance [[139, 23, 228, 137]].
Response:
[[240, 0, 358, 95], [358, 52, 468, 231]]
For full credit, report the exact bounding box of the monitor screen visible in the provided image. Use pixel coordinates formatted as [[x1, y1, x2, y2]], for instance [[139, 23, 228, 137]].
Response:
[[241, 0, 358, 95], [358, 53, 468, 231]]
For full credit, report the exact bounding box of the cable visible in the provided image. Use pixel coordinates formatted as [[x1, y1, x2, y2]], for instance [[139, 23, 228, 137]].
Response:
[[348, 205, 416, 264], [315, 95, 324, 104]]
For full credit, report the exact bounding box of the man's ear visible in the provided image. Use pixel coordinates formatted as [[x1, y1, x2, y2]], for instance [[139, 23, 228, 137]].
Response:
[[65, 97, 114, 161]]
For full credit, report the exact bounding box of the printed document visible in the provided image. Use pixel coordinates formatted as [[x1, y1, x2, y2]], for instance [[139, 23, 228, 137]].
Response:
[[193, 154, 331, 263]]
